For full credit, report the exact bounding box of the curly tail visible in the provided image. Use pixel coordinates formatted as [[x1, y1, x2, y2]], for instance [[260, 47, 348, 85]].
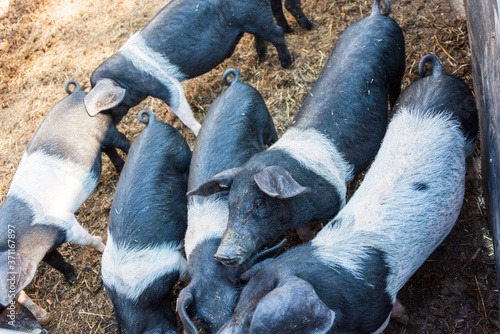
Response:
[[64, 80, 81, 94], [222, 68, 241, 86], [177, 288, 199, 334], [371, 0, 391, 16], [418, 54, 443, 78], [138, 109, 156, 125]]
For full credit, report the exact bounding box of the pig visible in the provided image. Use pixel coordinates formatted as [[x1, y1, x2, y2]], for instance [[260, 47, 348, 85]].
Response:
[[101, 110, 191, 334], [271, 0, 314, 33], [188, 0, 405, 267], [217, 54, 478, 334], [84, 0, 293, 136], [0, 80, 130, 323], [177, 68, 283, 334]]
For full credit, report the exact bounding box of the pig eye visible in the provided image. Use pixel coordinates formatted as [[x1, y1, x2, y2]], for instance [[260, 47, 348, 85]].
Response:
[[254, 199, 266, 210]]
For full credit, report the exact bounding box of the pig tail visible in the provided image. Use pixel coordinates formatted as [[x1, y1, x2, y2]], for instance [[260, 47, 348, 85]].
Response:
[[223, 67, 241, 86], [418, 54, 443, 78], [64, 80, 81, 94], [138, 109, 156, 124], [371, 0, 391, 16]]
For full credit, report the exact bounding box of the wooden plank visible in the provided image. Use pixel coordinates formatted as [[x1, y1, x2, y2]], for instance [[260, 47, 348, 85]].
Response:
[[464, 0, 500, 315]]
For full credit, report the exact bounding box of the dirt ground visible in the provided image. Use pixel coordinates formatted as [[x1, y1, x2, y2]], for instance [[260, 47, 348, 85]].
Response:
[[0, 0, 498, 333]]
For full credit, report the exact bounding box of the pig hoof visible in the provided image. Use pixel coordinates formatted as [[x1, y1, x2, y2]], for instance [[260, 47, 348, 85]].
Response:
[[391, 299, 409, 325], [38, 310, 51, 326], [281, 54, 293, 69], [92, 237, 105, 252], [299, 19, 314, 30], [282, 25, 294, 33]]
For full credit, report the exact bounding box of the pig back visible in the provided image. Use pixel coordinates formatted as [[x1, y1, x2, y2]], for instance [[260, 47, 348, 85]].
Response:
[[292, 13, 405, 176], [109, 115, 191, 245], [26, 88, 114, 171], [188, 77, 277, 190]]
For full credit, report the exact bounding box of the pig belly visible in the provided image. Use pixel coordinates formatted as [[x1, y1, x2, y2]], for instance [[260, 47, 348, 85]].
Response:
[[8, 151, 98, 223]]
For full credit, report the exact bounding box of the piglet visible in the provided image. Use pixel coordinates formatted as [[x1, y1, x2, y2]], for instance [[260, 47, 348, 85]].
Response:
[[101, 110, 191, 334], [188, 0, 405, 267], [84, 0, 293, 136], [177, 68, 282, 334], [217, 54, 478, 334], [0, 80, 130, 323]]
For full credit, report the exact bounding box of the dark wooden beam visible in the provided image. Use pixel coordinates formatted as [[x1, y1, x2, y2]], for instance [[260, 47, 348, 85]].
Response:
[[464, 0, 500, 317]]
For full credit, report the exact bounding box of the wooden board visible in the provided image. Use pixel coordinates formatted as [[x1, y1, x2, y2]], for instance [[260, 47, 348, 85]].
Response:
[[464, 0, 500, 313]]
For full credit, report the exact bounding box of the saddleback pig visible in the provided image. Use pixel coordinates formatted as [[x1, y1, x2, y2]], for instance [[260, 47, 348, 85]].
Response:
[[84, 0, 293, 136], [101, 110, 191, 334], [0, 80, 130, 324]]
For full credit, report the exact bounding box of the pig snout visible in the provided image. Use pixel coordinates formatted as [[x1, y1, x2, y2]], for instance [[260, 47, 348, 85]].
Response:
[[215, 230, 256, 267]]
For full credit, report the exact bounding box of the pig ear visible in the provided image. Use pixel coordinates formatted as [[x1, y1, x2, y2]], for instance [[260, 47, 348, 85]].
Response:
[[254, 166, 310, 199], [187, 167, 242, 197], [0, 252, 38, 306], [84, 79, 126, 116], [250, 278, 335, 334]]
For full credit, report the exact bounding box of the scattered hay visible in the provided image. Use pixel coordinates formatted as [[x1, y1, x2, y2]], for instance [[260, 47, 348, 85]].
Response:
[[0, 0, 496, 332]]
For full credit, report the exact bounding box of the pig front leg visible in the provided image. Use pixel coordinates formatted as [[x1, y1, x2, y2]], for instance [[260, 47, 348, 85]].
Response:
[[65, 214, 105, 252], [42, 249, 75, 283], [255, 36, 268, 63], [16, 291, 51, 325], [390, 298, 409, 325], [102, 125, 130, 173]]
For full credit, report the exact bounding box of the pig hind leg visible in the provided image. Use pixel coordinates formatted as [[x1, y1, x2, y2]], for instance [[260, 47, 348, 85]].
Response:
[[42, 249, 75, 283], [285, 0, 314, 30], [243, 10, 293, 69], [65, 214, 105, 252], [158, 77, 201, 136], [270, 0, 293, 33], [16, 290, 51, 325]]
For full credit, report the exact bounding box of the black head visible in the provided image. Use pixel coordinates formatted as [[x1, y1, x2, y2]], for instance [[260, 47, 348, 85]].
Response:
[[187, 163, 309, 267], [177, 238, 286, 333]]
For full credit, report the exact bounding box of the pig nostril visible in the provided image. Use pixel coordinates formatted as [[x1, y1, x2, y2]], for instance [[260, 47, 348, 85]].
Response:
[[214, 253, 240, 266]]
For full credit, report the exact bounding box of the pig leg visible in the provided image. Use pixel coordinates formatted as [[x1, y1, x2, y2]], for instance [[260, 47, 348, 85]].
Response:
[[102, 126, 131, 172], [102, 147, 125, 173], [66, 214, 105, 252], [42, 249, 75, 284], [243, 14, 293, 68], [285, 0, 314, 30], [296, 222, 314, 242], [255, 36, 268, 63], [16, 291, 51, 325], [270, 0, 293, 33], [157, 77, 201, 136], [390, 298, 409, 325]]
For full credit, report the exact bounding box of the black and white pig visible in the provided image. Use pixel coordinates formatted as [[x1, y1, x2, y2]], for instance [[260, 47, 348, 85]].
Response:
[[0, 80, 130, 323], [84, 0, 293, 136], [188, 0, 405, 266], [216, 54, 478, 334], [177, 68, 283, 334], [101, 110, 191, 334], [271, 0, 314, 33]]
